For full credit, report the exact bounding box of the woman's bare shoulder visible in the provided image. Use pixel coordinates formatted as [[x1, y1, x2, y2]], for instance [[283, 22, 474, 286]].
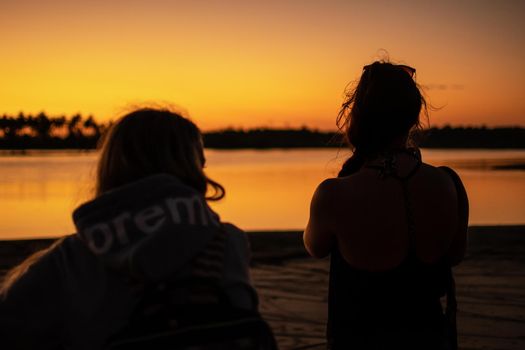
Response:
[[419, 162, 461, 189], [313, 176, 359, 201], [310, 178, 338, 214], [420, 161, 459, 175]]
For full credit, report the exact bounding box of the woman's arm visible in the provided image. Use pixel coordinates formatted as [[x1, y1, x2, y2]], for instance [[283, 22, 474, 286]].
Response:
[[0, 240, 64, 348], [303, 180, 336, 258], [440, 167, 469, 266]]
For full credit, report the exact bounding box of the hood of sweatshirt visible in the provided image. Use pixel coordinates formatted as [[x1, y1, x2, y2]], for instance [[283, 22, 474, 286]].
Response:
[[72, 174, 222, 282]]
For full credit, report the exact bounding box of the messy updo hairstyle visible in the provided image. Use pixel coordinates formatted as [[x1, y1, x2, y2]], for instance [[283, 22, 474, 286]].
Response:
[[95, 108, 225, 200], [337, 61, 428, 176]]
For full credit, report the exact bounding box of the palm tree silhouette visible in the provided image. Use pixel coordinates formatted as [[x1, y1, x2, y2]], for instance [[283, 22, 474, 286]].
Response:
[[68, 114, 84, 139], [33, 112, 52, 139]]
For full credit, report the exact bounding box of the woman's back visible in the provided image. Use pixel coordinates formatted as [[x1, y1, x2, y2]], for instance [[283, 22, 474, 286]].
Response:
[[326, 153, 461, 271], [308, 151, 467, 349], [304, 60, 468, 349]]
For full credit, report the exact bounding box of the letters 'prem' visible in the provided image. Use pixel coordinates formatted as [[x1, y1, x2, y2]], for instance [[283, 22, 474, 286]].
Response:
[[82, 195, 219, 254]]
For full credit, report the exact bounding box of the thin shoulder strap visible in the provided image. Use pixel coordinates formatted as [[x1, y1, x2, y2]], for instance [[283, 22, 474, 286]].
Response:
[[396, 154, 422, 252], [400, 179, 416, 251], [365, 151, 422, 251], [397, 151, 422, 251]]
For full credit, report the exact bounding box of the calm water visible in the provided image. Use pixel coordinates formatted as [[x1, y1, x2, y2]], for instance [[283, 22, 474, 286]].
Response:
[[1, 149, 524, 239]]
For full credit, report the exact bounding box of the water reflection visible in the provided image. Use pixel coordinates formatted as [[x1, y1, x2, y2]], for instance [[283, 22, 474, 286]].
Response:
[[0, 149, 524, 239]]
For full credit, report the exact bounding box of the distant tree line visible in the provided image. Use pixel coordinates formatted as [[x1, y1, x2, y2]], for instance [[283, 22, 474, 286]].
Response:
[[204, 128, 342, 148], [0, 112, 107, 149], [204, 127, 525, 149], [1, 113, 524, 149], [418, 126, 525, 149]]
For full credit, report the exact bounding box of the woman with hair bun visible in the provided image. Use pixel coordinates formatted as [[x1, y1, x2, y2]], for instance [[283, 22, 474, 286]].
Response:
[[0, 108, 275, 349], [304, 61, 468, 349]]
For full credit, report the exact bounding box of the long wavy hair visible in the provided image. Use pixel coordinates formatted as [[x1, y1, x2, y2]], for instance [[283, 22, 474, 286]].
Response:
[[95, 108, 225, 200], [337, 61, 428, 177]]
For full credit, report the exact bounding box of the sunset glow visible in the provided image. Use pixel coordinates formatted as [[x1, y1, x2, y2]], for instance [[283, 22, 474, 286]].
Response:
[[1, 0, 524, 129]]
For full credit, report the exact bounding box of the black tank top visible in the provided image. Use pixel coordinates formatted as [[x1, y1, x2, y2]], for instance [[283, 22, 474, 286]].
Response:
[[327, 152, 456, 349]]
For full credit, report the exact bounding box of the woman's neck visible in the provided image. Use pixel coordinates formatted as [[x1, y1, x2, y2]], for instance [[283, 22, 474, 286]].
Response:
[[362, 147, 421, 179]]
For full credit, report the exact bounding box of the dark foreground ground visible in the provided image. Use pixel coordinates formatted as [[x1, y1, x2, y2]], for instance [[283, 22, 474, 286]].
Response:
[[249, 226, 525, 350], [1, 226, 524, 350]]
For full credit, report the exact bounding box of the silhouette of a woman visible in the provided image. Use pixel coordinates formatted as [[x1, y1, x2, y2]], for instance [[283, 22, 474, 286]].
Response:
[[304, 61, 468, 349]]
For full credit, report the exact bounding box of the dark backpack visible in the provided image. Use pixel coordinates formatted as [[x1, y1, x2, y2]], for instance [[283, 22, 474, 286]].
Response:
[[105, 227, 278, 350]]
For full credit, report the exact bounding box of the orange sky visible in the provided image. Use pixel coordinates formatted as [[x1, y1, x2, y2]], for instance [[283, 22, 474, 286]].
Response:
[[1, 0, 524, 130]]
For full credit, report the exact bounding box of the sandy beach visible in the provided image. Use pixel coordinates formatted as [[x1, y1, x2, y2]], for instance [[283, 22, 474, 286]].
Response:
[[1, 226, 524, 350], [249, 226, 525, 350]]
